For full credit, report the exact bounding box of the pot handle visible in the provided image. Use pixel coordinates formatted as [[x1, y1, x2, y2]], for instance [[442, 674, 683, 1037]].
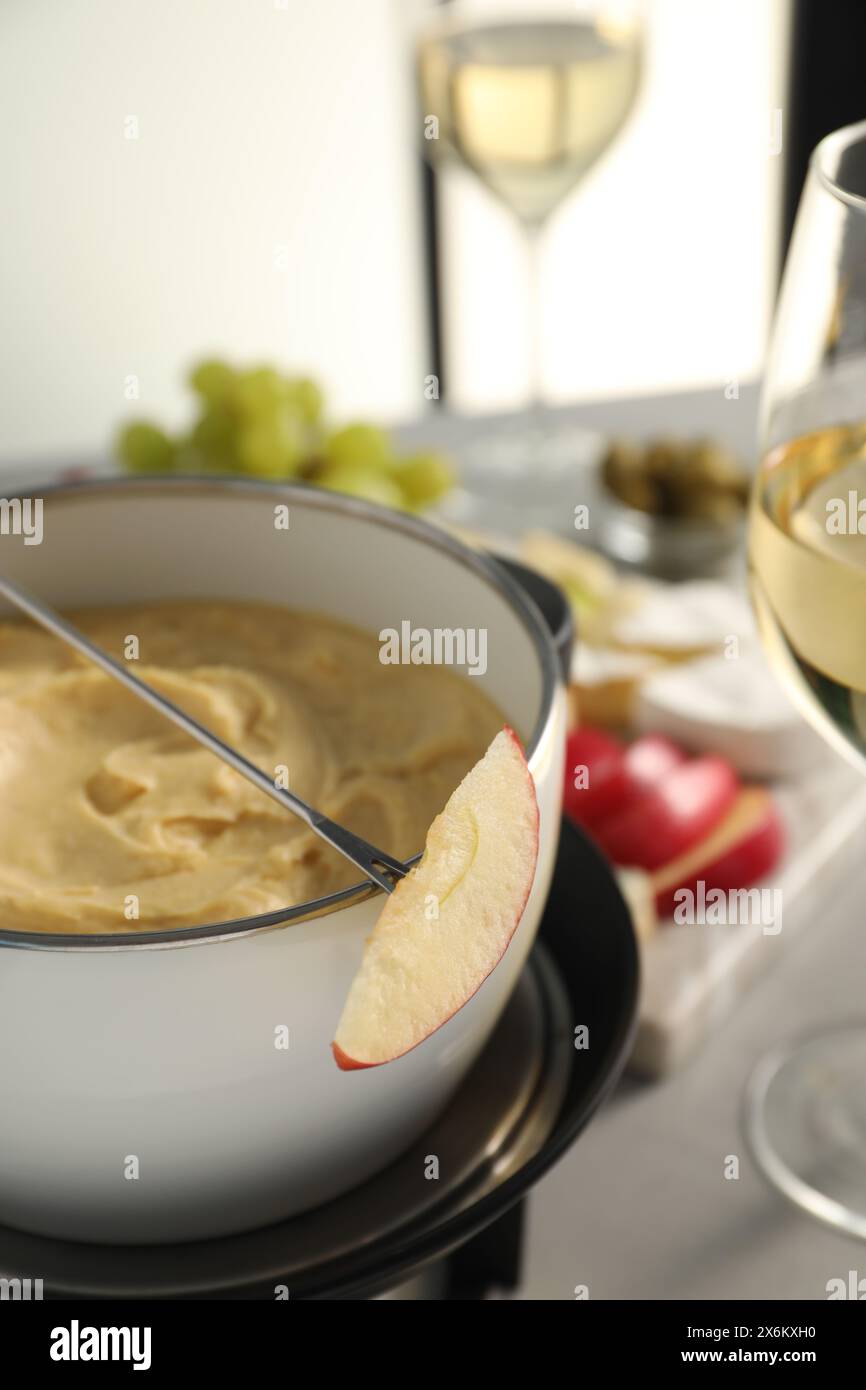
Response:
[[492, 556, 574, 684]]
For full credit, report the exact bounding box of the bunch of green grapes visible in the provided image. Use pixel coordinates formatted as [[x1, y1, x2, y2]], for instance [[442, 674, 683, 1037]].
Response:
[[116, 359, 454, 513]]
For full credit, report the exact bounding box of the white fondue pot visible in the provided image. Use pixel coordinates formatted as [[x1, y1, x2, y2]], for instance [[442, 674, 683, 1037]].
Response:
[[0, 479, 567, 1243]]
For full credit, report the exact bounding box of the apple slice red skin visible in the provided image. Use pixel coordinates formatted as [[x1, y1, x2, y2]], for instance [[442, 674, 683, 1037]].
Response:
[[592, 754, 740, 871], [563, 727, 629, 827], [653, 797, 784, 918], [564, 728, 687, 832], [332, 1042, 368, 1071], [332, 931, 545, 1070], [332, 725, 539, 1071], [623, 733, 686, 787]]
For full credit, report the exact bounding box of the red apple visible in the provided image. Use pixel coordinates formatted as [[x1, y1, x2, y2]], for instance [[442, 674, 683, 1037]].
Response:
[[563, 726, 628, 827], [564, 728, 687, 831], [592, 754, 739, 870], [623, 733, 686, 786], [652, 786, 784, 917], [332, 727, 539, 1070]]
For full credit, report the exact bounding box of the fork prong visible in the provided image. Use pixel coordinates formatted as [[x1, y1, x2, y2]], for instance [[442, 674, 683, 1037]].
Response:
[[365, 862, 402, 895], [371, 851, 410, 879], [313, 817, 408, 893]]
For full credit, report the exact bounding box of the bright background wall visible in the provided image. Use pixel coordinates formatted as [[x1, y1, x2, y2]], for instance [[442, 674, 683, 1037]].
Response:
[[0, 0, 790, 463], [0, 0, 427, 461]]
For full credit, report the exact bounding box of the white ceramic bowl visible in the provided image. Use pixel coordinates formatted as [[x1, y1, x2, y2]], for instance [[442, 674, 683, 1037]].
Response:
[[0, 479, 566, 1243]]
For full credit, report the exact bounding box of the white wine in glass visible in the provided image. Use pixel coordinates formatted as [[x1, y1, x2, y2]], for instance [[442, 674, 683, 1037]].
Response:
[[418, 12, 641, 229], [752, 416, 866, 766], [746, 120, 866, 1238], [417, 2, 642, 503]]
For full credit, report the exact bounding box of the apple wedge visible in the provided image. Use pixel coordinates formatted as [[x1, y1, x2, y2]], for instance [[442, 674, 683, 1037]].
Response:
[[563, 727, 686, 830], [332, 727, 539, 1070], [651, 786, 784, 918], [563, 726, 629, 827], [592, 754, 739, 871]]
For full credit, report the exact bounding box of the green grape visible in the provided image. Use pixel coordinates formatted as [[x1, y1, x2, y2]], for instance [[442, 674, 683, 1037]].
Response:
[[319, 464, 404, 510], [190, 405, 236, 472], [117, 363, 406, 498], [236, 422, 284, 477], [324, 422, 392, 472], [285, 377, 324, 426], [392, 451, 455, 509], [237, 409, 305, 479], [273, 406, 308, 475], [117, 421, 177, 474], [189, 359, 235, 406], [173, 441, 205, 476], [232, 366, 291, 419]]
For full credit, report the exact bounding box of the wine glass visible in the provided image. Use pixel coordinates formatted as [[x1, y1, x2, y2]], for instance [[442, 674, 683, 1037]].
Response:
[[416, 0, 643, 517], [746, 119, 866, 1237]]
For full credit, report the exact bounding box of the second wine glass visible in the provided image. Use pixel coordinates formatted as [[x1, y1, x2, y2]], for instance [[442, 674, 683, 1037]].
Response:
[[417, 0, 643, 511], [747, 118, 866, 1238]]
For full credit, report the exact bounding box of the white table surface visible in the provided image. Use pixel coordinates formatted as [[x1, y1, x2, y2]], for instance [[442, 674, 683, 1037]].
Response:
[[519, 858, 866, 1300]]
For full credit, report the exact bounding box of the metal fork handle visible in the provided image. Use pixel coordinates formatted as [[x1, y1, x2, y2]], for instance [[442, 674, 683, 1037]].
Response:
[[0, 576, 408, 895]]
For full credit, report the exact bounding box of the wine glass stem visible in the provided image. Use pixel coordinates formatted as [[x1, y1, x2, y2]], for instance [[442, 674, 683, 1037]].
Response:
[[524, 222, 546, 429]]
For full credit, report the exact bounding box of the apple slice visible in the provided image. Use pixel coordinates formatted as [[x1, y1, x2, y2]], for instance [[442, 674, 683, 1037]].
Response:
[[564, 727, 686, 831], [332, 727, 539, 1070], [592, 754, 739, 870], [563, 726, 629, 827], [623, 733, 686, 787], [652, 786, 784, 918]]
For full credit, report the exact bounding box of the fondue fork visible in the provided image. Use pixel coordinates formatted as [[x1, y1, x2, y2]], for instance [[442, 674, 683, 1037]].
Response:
[[0, 576, 408, 894]]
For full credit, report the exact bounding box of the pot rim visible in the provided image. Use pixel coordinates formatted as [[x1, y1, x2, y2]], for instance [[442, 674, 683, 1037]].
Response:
[[0, 475, 561, 952]]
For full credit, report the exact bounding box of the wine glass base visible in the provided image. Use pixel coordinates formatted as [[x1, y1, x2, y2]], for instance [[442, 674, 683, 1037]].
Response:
[[744, 1025, 866, 1239], [453, 421, 604, 538]]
